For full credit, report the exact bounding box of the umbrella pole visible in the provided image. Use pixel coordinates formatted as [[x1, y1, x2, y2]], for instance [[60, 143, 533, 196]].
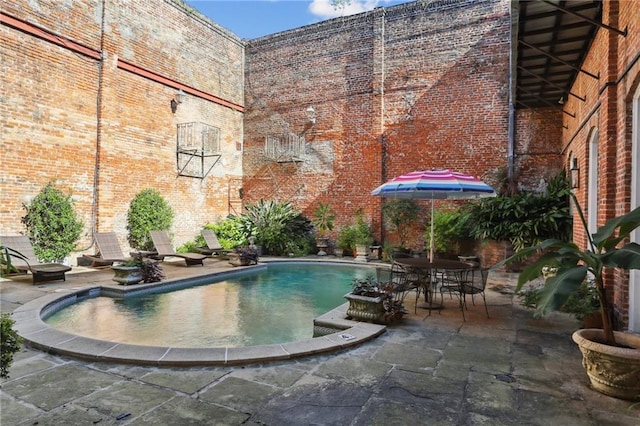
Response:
[[430, 199, 435, 262]]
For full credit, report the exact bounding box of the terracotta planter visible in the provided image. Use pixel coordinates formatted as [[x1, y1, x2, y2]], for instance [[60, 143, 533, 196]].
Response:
[[572, 329, 640, 400], [111, 265, 143, 285]]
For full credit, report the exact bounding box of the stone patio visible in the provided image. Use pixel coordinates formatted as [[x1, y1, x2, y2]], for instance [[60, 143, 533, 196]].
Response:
[[1, 257, 638, 425]]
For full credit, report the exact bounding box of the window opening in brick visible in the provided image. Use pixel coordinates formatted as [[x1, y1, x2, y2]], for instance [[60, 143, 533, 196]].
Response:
[[176, 122, 222, 178], [264, 133, 305, 163]]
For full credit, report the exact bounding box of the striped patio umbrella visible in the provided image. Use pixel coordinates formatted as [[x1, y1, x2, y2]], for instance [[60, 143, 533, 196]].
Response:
[[371, 169, 496, 261]]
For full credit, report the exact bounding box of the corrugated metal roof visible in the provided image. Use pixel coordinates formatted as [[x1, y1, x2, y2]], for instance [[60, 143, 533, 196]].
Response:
[[516, 0, 606, 109]]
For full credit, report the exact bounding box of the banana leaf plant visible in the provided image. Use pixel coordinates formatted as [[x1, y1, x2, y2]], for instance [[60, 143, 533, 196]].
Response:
[[0, 246, 29, 276], [500, 193, 640, 346]]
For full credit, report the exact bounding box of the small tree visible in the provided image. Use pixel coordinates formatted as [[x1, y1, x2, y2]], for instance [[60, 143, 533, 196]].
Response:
[[21, 183, 84, 262], [1, 313, 22, 379], [382, 199, 420, 249], [127, 189, 174, 251]]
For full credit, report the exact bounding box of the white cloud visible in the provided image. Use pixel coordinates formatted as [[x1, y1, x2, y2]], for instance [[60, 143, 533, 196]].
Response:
[[309, 0, 394, 19]]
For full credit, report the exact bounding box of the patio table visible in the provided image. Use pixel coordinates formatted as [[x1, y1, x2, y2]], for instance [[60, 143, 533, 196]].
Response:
[[393, 258, 474, 313]]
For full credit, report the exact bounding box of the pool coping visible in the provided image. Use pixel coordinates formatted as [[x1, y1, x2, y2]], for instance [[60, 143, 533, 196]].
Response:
[[12, 260, 387, 366]]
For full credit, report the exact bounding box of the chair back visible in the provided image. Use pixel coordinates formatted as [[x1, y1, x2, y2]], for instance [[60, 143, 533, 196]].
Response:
[[149, 231, 177, 256], [95, 232, 127, 260], [201, 229, 223, 250], [0, 235, 39, 267], [459, 267, 489, 294]]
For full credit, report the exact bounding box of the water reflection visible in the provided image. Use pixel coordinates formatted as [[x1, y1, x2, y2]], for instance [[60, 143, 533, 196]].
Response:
[[45, 263, 373, 347]]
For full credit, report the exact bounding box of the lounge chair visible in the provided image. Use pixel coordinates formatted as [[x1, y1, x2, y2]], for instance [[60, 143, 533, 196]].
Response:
[[150, 231, 207, 266], [197, 229, 232, 257], [83, 232, 132, 266], [0, 235, 72, 284]]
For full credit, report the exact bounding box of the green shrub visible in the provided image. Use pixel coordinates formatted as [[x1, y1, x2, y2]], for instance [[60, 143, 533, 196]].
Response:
[[337, 225, 358, 250], [425, 208, 472, 254], [21, 183, 84, 262], [234, 200, 313, 255], [353, 214, 374, 246], [1, 313, 22, 378], [467, 171, 572, 251], [126, 189, 174, 251], [206, 218, 245, 250]]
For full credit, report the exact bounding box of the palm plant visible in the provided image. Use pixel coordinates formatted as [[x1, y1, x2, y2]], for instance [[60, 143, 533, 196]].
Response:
[[311, 202, 336, 238]]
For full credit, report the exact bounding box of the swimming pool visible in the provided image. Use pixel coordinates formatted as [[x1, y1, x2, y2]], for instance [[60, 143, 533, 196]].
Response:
[[44, 262, 375, 347]]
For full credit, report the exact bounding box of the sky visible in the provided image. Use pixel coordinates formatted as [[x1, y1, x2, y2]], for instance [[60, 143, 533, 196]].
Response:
[[185, 0, 411, 39]]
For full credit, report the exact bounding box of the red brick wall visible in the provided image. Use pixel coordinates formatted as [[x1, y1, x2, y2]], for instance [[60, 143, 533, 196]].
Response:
[[561, 0, 640, 328], [1, 0, 244, 257], [1, 0, 576, 267], [242, 0, 516, 249], [514, 107, 564, 190]]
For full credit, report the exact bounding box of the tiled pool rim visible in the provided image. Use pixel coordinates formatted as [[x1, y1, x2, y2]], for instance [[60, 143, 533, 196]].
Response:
[[11, 260, 387, 366]]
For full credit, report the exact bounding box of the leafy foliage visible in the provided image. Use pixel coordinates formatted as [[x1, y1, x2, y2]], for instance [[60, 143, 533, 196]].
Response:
[[186, 218, 246, 252], [518, 275, 600, 321], [1, 313, 22, 378], [354, 213, 374, 246], [233, 200, 314, 256], [337, 225, 358, 250], [349, 276, 407, 321], [382, 199, 420, 248], [502, 193, 640, 346], [21, 183, 84, 262], [126, 189, 174, 251], [425, 208, 472, 254], [120, 253, 165, 283], [311, 202, 336, 237], [468, 172, 572, 251]]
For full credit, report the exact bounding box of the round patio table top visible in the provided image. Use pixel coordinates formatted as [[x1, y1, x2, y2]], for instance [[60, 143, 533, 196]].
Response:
[[393, 258, 472, 270]]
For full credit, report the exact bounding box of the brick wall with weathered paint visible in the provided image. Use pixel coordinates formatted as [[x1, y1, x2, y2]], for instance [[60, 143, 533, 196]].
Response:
[[1, 0, 244, 256], [242, 0, 556, 249], [2, 0, 569, 262]]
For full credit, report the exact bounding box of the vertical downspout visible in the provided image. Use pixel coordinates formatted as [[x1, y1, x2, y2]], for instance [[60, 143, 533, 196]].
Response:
[[379, 7, 386, 245], [507, 1, 517, 183], [92, 0, 107, 240]]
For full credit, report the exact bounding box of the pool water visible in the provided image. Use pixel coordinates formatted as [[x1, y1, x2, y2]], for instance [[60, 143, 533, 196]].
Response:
[[45, 263, 374, 347]]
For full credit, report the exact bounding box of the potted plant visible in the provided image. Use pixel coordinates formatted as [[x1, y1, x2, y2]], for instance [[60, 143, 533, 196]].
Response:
[[112, 257, 144, 285], [344, 276, 406, 324], [336, 225, 357, 257], [312, 202, 335, 256], [504, 193, 640, 400], [353, 214, 374, 263], [111, 253, 164, 285], [228, 245, 259, 266]]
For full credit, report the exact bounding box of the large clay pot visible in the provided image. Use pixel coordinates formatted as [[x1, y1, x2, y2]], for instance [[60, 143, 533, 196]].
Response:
[[572, 328, 640, 400]]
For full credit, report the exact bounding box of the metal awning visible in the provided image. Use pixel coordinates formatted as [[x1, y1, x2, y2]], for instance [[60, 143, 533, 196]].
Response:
[[515, 0, 624, 109]]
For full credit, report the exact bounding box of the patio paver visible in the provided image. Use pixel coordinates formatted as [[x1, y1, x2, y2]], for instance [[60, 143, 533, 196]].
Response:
[[1, 257, 639, 424]]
